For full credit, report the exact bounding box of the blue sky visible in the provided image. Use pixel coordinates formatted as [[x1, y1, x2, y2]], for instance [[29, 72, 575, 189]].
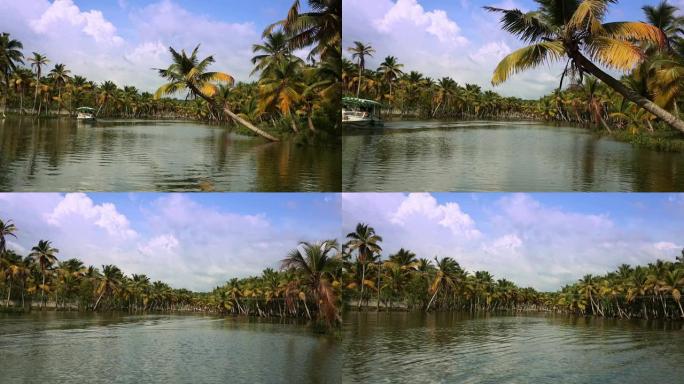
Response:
[[342, 193, 684, 291], [0, 193, 341, 291], [0, 0, 301, 92], [343, 0, 679, 99]]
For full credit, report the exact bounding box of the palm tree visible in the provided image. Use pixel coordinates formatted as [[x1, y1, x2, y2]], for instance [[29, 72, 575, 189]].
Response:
[[28, 52, 49, 114], [28, 240, 59, 309], [93, 264, 123, 311], [251, 31, 294, 76], [10, 68, 33, 114], [486, 0, 684, 133], [378, 56, 404, 103], [48, 63, 71, 115], [426, 256, 462, 311], [265, 0, 341, 59], [0, 32, 24, 117], [155, 45, 279, 141], [281, 240, 341, 326], [345, 223, 383, 309], [258, 59, 305, 133], [348, 41, 374, 98], [642, 1, 684, 49], [660, 269, 684, 318], [0, 219, 17, 255]]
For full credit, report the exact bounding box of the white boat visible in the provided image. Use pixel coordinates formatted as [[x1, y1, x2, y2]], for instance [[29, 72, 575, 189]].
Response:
[[76, 107, 96, 121], [342, 97, 383, 128]]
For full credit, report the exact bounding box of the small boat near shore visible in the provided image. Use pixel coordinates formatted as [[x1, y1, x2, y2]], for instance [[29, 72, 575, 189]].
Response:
[[342, 97, 383, 128], [76, 107, 96, 121]]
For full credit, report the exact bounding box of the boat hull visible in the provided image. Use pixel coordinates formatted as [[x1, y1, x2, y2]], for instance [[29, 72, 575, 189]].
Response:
[[342, 119, 383, 129]]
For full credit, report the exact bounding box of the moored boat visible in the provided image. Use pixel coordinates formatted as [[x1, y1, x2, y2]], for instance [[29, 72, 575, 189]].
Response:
[[76, 107, 96, 121], [342, 97, 383, 128]]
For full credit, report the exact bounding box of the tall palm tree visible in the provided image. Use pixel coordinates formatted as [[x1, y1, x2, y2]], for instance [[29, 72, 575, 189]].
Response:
[[48, 63, 71, 115], [28, 240, 59, 309], [28, 52, 49, 114], [281, 240, 341, 326], [155, 45, 279, 141], [265, 0, 341, 59], [348, 41, 374, 98], [378, 56, 404, 102], [0, 32, 24, 117], [485, 0, 684, 133], [642, 1, 684, 49], [251, 31, 294, 76], [345, 223, 383, 309], [0, 219, 17, 255]]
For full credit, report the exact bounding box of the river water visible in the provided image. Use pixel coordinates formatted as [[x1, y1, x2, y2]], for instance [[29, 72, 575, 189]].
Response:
[[0, 312, 340, 384], [341, 311, 684, 383], [2, 311, 682, 383], [0, 117, 340, 192], [342, 121, 684, 191]]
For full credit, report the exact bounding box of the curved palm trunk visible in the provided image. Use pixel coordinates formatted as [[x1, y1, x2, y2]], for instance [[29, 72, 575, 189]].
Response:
[[356, 64, 363, 98], [574, 52, 684, 133], [186, 82, 279, 141], [426, 286, 439, 312]]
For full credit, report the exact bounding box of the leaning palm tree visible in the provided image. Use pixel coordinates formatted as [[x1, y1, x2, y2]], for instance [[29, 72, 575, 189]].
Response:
[[265, 0, 341, 60], [0, 32, 24, 117], [345, 223, 383, 309], [28, 240, 59, 309], [28, 52, 49, 114], [485, 0, 684, 133], [281, 240, 341, 326], [93, 264, 123, 311], [154, 45, 279, 141], [426, 256, 462, 312], [348, 41, 375, 98], [0, 219, 17, 255]]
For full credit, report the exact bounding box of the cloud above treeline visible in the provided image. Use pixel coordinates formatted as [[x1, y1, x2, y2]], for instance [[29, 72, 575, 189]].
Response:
[[0, 0, 260, 92], [343, 0, 576, 99], [341, 193, 684, 291], [0, 193, 340, 291]]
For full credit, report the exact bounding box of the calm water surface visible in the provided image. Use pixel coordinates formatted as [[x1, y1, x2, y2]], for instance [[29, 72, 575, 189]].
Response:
[[342, 121, 684, 191], [0, 312, 340, 384], [342, 312, 684, 383], [0, 117, 340, 191]]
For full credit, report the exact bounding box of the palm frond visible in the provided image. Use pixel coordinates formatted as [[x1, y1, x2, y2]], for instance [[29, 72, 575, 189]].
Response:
[[492, 41, 566, 85]]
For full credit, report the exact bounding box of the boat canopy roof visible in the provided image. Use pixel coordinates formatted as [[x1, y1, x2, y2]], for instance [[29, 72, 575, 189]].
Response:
[[342, 97, 382, 107], [76, 107, 96, 111]]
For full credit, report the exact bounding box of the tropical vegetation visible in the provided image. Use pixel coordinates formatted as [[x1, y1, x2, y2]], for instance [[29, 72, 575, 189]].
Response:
[[0, 0, 341, 143], [4, 216, 684, 327], [343, 1, 684, 151]]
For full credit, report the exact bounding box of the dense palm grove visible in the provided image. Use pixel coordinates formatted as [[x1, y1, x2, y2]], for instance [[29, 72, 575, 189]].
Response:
[[4, 217, 684, 327], [343, 1, 684, 149], [0, 218, 343, 328], [0, 0, 341, 142]]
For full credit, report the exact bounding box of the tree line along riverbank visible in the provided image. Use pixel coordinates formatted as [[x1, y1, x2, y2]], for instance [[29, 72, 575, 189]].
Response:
[[0, 0, 341, 144], [343, 1, 684, 152]]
